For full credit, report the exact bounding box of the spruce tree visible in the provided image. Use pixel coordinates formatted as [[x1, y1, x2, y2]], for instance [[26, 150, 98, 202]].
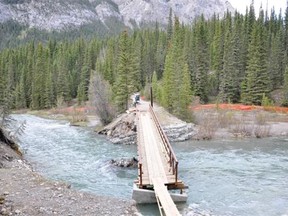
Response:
[[282, 66, 288, 106], [193, 15, 209, 103], [162, 17, 192, 119], [114, 30, 137, 112], [14, 72, 26, 109], [242, 9, 270, 105], [162, 50, 174, 111], [56, 46, 71, 105], [268, 30, 285, 89], [167, 8, 173, 42], [219, 12, 243, 103], [31, 43, 45, 110], [178, 63, 192, 120], [285, 2, 288, 65], [77, 49, 92, 104]]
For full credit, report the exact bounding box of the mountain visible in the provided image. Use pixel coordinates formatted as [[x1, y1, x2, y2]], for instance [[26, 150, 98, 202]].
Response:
[[0, 0, 234, 31]]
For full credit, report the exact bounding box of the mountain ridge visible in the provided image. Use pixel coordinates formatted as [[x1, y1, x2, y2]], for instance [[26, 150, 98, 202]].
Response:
[[0, 0, 234, 31]]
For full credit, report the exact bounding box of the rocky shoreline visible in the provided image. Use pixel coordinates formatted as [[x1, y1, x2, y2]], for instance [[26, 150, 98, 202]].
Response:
[[97, 102, 288, 146], [98, 110, 196, 145]]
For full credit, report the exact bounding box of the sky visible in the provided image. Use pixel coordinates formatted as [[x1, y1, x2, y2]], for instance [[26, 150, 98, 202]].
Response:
[[229, 0, 287, 15]]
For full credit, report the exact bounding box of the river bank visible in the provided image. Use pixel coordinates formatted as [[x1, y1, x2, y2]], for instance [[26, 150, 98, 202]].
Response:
[[98, 102, 288, 144], [2, 113, 288, 216], [0, 139, 138, 216], [192, 105, 288, 140], [13, 99, 288, 144]]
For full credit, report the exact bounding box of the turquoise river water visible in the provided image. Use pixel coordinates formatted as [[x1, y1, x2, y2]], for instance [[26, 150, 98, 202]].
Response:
[[14, 115, 288, 216]]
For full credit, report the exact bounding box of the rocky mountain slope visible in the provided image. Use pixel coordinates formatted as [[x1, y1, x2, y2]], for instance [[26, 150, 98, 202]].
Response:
[[0, 0, 234, 31]]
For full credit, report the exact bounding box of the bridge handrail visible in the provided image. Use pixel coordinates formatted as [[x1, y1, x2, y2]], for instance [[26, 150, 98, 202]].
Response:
[[148, 105, 178, 183], [136, 108, 143, 187]]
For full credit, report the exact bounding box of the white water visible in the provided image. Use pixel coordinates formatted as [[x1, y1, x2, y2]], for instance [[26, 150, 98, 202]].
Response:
[[14, 115, 288, 216]]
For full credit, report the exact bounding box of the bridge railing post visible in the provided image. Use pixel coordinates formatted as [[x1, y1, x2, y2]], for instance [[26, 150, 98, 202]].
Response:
[[136, 110, 143, 188], [175, 162, 178, 183], [139, 163, 143, 188]]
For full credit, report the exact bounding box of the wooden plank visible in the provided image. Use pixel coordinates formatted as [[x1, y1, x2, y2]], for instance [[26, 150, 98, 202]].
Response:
[[152, 177, 181, 216], [140, 112, 168, 183], [136, 103, 185, 215]]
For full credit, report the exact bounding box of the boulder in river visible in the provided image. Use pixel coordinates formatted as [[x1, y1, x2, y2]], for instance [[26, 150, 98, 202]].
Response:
[[110, 157, 138, 168]]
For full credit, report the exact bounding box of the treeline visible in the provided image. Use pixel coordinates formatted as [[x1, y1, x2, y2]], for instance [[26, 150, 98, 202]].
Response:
[[0, 38, 102, 110], [0, 19, 126, 50], [1, 4, 288, 121]]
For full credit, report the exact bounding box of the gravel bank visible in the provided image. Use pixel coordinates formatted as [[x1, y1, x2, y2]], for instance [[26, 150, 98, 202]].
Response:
[[0, 142, 138, 216]]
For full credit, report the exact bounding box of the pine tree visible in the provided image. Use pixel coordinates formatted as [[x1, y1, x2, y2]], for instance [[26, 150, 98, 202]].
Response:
[[151, 71, 158, 101], [0, 57, 6, 107], [44, 53, 54, 109], [162, 17, 192, 119], [155, 32, 167, 80], [219, 12, 243, 103], [102, 39, 117, 85], [285, 2, 288, 65], [268, 30, 285, 89], [14, 72, 26, 109], [282, 66, 288, 106], [178, 63, 192, 120], [242, 9, 270, 105], [114, 31, 137, 112], [193, 15, 209, 103], [77, 49, 92, 104], [167, 8, 173, 42], [56, 45, 71, 105], [31, 43, 45, 110], [25, 42, 35, 107], [162, 51, 174, 111]]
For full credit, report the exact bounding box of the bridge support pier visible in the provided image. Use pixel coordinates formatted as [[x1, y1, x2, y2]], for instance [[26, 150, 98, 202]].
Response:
[[132, 184, 188, 204]]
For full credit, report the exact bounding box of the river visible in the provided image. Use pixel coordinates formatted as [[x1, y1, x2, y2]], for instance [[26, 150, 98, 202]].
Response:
[[14, 114, 288, 216]]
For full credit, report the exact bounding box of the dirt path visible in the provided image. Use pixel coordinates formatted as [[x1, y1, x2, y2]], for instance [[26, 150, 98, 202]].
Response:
[[0, 142, 138, 216]]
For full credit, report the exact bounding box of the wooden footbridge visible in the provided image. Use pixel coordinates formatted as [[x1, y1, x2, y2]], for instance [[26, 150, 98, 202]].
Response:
[[132, 102, 187, 216]]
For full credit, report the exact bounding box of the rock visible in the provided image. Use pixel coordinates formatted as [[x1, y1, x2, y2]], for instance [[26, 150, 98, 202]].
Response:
[[3, 192, 9, 196], [163, 123, 196, 142], [0, 207, 8, 215], [0, 196, 5, 204], [110, 157, 138, 168], [113, 0, 234, 27], [99, 106, 196, 144], [98, 112, 137, 145], [14, 210, 21, 214], [2, 154, 13, 162], [0, 0, 234, 31], [39, 207, 47, 213]]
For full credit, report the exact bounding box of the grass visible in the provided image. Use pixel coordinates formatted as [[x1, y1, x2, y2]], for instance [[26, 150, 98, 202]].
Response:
[[193, 106, 280, 139], [24, 105, 90, 126], [254, 125, 271, 138]]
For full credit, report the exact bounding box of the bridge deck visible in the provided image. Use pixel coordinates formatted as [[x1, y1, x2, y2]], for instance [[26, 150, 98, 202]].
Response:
[[135, 103, 183, 215], [153, 177, 181, 216], [138, 111, 173, 185]]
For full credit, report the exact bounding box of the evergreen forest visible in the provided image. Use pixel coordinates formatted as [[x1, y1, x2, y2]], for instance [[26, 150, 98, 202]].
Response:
[[1, 4, 288, 122]]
